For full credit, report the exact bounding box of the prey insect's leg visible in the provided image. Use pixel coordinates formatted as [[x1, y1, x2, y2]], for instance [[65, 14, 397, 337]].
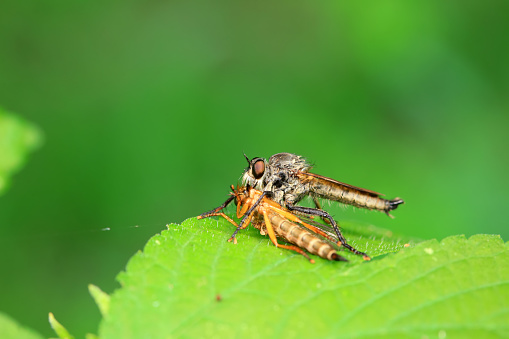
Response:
[[312, 197, 331, 225], [262, 210, 315, 263], [226, 193, 251, 244], [198, 195, 235, 218], [227, 211, 254, 244], [286, 204, 370, 260], [199, 212, 246, 245], [198, 212, 238, 228], [236, 197, 250, 219], [228, 191, 267, 243]]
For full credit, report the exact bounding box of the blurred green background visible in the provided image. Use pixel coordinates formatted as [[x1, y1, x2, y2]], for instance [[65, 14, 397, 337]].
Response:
[[0, 1, 508, 337]]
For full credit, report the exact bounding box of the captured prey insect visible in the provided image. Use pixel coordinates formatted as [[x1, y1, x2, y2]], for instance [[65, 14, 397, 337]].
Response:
[[242, 153, 404, 257], [198, 185, 369, 262]]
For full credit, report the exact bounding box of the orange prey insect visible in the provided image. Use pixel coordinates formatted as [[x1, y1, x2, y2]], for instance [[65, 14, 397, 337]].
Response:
[[198, 185, 370, 262]]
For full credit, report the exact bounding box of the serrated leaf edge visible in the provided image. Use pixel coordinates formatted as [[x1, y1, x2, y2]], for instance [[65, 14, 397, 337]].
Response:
[[88, 284, 110, 318], [48, 312, 74, 339]]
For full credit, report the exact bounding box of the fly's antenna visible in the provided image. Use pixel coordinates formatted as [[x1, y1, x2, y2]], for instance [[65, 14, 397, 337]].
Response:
[[243, 152, 250, 164]]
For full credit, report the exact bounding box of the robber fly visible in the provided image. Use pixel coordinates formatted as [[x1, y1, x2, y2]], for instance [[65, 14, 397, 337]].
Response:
[[241, 153, 404, 257], [198, 185, 367, 262]]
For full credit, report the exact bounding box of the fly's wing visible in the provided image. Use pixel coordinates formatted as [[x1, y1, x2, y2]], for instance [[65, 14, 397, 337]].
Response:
[[296, 172, 384, 197]]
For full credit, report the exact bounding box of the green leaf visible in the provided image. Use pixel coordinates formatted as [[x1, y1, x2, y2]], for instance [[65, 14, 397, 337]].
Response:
[[88, 284, 111, 318], [49, 313, 75, 339], [96, 217, 509, 338], [0, 107, 42, 196], [0, 312, 44, 339]]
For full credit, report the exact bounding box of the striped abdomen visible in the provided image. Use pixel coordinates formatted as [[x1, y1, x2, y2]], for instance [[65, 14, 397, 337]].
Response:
[[305, 175, 404, 214], [268, 211, 340, 261]]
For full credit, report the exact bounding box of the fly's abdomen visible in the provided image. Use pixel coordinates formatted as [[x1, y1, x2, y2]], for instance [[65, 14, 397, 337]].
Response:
[[269, 212, 338, 261], [310, 178, 403, 213]]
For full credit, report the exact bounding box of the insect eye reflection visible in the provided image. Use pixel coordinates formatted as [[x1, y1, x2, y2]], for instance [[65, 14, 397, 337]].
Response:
[[252, 159, 265, 179]]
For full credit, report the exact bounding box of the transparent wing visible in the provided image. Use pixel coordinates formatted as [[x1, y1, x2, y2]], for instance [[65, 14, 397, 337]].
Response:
[[297, 172, 384, 197]]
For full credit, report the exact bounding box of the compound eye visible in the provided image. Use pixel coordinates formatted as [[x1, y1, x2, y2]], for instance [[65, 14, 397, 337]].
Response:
[[252, 159, 265, 179]]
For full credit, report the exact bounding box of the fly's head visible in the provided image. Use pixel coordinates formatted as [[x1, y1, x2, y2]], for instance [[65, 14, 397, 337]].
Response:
[[241, 153, 313, 205], [241, 155, 268, 191]]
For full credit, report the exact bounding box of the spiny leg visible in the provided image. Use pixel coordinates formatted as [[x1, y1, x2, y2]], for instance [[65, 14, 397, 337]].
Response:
[[297, 220, 338, 244], [199, 211, 244, 244], [228, 191, 267, 242], [227, 193, 253, 244], [227, 211, 254, 244], [287, 219, 349, 260], [262, 209, 315, 264], [198, 212, 238, 228], [198, 195, 235, 218], [266, 207, 349, 262], [275, 206, 349, 253], [198, 190, 245, 244], [312, 197, 332, 225], [270, 206, 338, 243], [286, 204, 370, 260]]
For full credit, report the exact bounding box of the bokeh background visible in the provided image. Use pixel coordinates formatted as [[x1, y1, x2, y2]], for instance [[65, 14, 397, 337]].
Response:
[[1, 1, 508, 337]]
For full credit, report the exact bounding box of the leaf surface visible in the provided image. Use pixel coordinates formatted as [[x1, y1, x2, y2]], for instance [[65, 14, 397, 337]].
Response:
[[0, 108, 41, 195], [98, 217, 508, 339], [0, 312, 44, 339]]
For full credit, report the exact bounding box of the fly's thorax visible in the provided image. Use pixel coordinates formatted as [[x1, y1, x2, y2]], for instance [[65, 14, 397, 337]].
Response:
[[287, 174, 310, 203], [265, 171, 310, 206], [268, 153, 312, 173], [266, 190, 284, 206]]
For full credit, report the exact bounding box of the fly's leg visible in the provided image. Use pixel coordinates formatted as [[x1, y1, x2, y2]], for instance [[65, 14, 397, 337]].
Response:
[[198, 190, 246, 244], [199, 195, 239, 241], [198, 195, 235, 218], [262, 210, 315, 264], [270, 206, 338, 244], [286, 204, 370, 260], [227, 211, 254, 244], [227, 192, 252, 244], [199, 211, 245, 245], [198, 212, 238, 228], [198, 195, 250, 245], [227, 191, 267, 243], [312, 197, 331, 225]]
